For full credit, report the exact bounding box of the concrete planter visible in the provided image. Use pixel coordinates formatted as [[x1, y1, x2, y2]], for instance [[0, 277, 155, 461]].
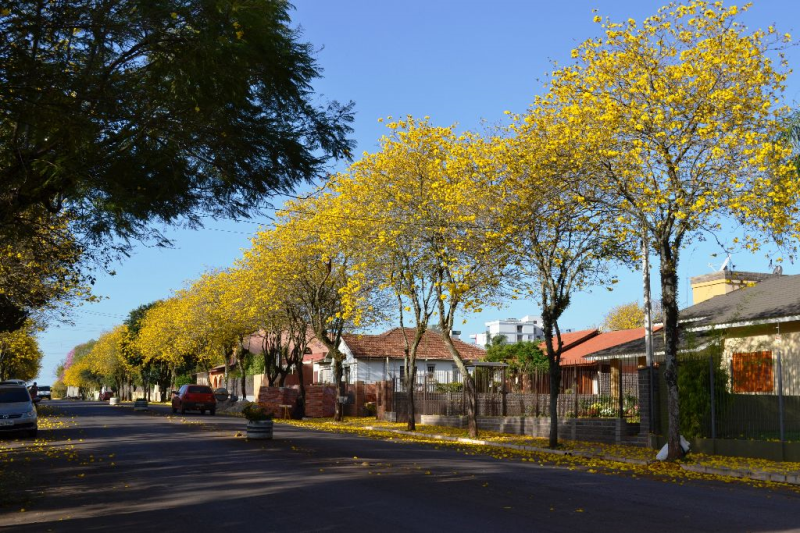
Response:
[[133, 399, 148, 411], [109, 397, 119, 406], [246, 420, 274, 440]]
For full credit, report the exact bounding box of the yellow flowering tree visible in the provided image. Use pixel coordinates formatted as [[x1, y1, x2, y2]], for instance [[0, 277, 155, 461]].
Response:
[[242, 192, 384, 421], [0, 321, 43, 381], [501, 106, 628, 448], [541, 1, 799, 458], [82, 325, 130, 397], [602, 302, 650, 332], [330, 117, 511, 435], [233, 257, 315, 408]]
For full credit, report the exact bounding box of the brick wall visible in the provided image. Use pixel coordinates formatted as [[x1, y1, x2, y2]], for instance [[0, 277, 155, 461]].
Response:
[[256, 386, 299, 418], [305, 385, 336, 418], [343, 382, 377, 417]]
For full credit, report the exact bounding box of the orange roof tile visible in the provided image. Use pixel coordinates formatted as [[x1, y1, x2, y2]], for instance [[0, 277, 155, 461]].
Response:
[[559, 326, 662, 366], [342, 328, 485, 361], [537, 328, 599, 355]]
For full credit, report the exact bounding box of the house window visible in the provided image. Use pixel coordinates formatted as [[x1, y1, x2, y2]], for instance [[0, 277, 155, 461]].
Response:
[[427, 364, 435, 377], [517, 334, 522, 342], [516, 325, 523, 332], [732, 351, 774, 393]]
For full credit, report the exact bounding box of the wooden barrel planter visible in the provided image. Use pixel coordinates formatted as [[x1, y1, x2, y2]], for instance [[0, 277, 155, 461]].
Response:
[[246, 420, 273, 440], [133, 399, 148, 411], [109, 397, 119, 406]]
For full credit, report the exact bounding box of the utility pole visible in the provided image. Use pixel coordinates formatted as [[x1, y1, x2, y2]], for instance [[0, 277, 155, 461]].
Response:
[[642, 228, 655, 432]]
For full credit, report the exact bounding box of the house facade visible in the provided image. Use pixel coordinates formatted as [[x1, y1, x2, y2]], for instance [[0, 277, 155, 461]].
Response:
[[679, 270, 800, 396], [313, 328, 486, 385]]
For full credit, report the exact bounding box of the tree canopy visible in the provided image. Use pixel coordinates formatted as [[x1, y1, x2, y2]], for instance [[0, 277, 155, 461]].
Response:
[[602, 302, 645, 332], [540, 0, 799, 458], [0, 0, 354, 245]]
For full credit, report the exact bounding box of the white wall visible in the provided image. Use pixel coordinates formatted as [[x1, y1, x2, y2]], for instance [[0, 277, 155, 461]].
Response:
[[472, 316, 544, 347], [314, 354, 462, 385]]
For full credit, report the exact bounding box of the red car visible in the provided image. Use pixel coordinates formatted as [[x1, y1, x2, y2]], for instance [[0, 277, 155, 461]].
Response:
[[171, 385, 216, 415]]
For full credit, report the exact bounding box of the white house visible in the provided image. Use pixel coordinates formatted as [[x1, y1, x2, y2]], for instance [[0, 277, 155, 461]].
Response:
[[313, 328, 486, 385], [469, 315, 544, 347]]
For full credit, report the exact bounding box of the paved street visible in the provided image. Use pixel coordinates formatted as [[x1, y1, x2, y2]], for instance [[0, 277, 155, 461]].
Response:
[[1, 401, 799, 532]]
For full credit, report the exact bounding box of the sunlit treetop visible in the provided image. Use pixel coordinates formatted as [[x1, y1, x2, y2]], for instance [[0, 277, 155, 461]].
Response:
[[522, 0, 799, 255]]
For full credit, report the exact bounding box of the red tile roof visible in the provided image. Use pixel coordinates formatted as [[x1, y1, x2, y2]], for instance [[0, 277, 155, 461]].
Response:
[[559, 327, 662, 366], [537, 328, 599, 356], [342, 328, 485, 361]]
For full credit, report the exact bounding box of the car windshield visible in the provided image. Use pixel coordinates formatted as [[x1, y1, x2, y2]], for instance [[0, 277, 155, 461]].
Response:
[[39, 386, 50, 391], [188, 386, 212, 394], [0, 388, 31, 403]]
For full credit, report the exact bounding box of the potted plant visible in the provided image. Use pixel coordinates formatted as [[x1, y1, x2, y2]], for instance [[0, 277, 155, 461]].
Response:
[[242, 403, 274, 440]]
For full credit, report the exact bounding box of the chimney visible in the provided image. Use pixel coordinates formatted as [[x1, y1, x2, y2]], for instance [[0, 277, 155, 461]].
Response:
[[689, 270, 775, 305]]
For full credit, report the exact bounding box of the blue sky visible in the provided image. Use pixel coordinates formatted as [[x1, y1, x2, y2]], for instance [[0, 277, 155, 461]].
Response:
[[35, 0, 800, 381]]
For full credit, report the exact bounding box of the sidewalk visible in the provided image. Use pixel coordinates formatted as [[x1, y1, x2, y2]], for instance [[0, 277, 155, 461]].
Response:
[[276, 418, 800, 488], [124, 402, 800, 488], [363, 426, 800, 485]]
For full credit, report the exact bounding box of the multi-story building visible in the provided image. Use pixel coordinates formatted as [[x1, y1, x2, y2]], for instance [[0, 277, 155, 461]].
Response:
[[469, 315, 544, 347]]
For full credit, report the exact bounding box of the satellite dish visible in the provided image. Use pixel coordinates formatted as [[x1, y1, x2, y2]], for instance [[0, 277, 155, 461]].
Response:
[[719, 256, 731, 271], [773, 265, 783, 275]]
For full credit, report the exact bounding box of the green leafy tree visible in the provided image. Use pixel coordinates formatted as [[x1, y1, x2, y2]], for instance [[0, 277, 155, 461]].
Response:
[[0, 0, 355, 247], [484, 341, 547, 392]]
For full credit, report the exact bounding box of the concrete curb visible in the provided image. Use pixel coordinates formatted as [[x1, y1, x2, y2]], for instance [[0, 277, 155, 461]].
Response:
[[363, 426, 800, 486]]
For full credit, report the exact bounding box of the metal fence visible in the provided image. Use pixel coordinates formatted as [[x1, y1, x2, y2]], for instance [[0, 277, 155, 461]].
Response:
[[667, 348, 800, 442], [394, 357, 641, 421]]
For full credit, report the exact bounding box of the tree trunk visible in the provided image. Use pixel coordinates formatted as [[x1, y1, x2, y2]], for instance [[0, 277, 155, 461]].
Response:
[[296, 362, 306, 418], [464, 375, 478, 437], [237, 352, 247, 402], [659, 241, 683, 460], [439, 333, 478, 437], [405, 362, 416, 431], [548, 357, 562, 448], [333, 357, 345, 422]]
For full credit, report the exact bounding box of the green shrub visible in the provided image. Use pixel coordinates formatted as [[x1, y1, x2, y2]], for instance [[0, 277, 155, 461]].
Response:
[[678, 355, 730, 439], [175, 374, 194, 388], [242, 403, 274, 421], [435, 382, 464, 393]]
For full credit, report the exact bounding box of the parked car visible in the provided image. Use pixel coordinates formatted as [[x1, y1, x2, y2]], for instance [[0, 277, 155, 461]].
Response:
[[0, 383, 38, 438], [37, 385, 51, 400], [98, 391, 113, 401], [171, 385, 216, 415], [0, 379, 27, 386]]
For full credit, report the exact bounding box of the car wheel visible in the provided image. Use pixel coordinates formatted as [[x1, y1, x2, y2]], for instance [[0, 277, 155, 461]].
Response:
[[172, 407, 177, 414], [200, 409, 205, 415], [28, 429, 38, 438], [210, 409, 216, 416], [180, 406, 185, 415]]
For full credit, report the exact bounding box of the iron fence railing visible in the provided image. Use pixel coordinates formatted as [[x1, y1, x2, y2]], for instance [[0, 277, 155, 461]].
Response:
[[394, 357, 642, 421]]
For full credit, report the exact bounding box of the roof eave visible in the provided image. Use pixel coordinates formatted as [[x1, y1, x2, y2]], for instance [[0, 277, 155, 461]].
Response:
[[684, 314, 800, 332]]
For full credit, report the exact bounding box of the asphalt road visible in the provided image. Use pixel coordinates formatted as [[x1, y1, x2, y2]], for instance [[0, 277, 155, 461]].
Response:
[[1, 401, 799, 532]]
